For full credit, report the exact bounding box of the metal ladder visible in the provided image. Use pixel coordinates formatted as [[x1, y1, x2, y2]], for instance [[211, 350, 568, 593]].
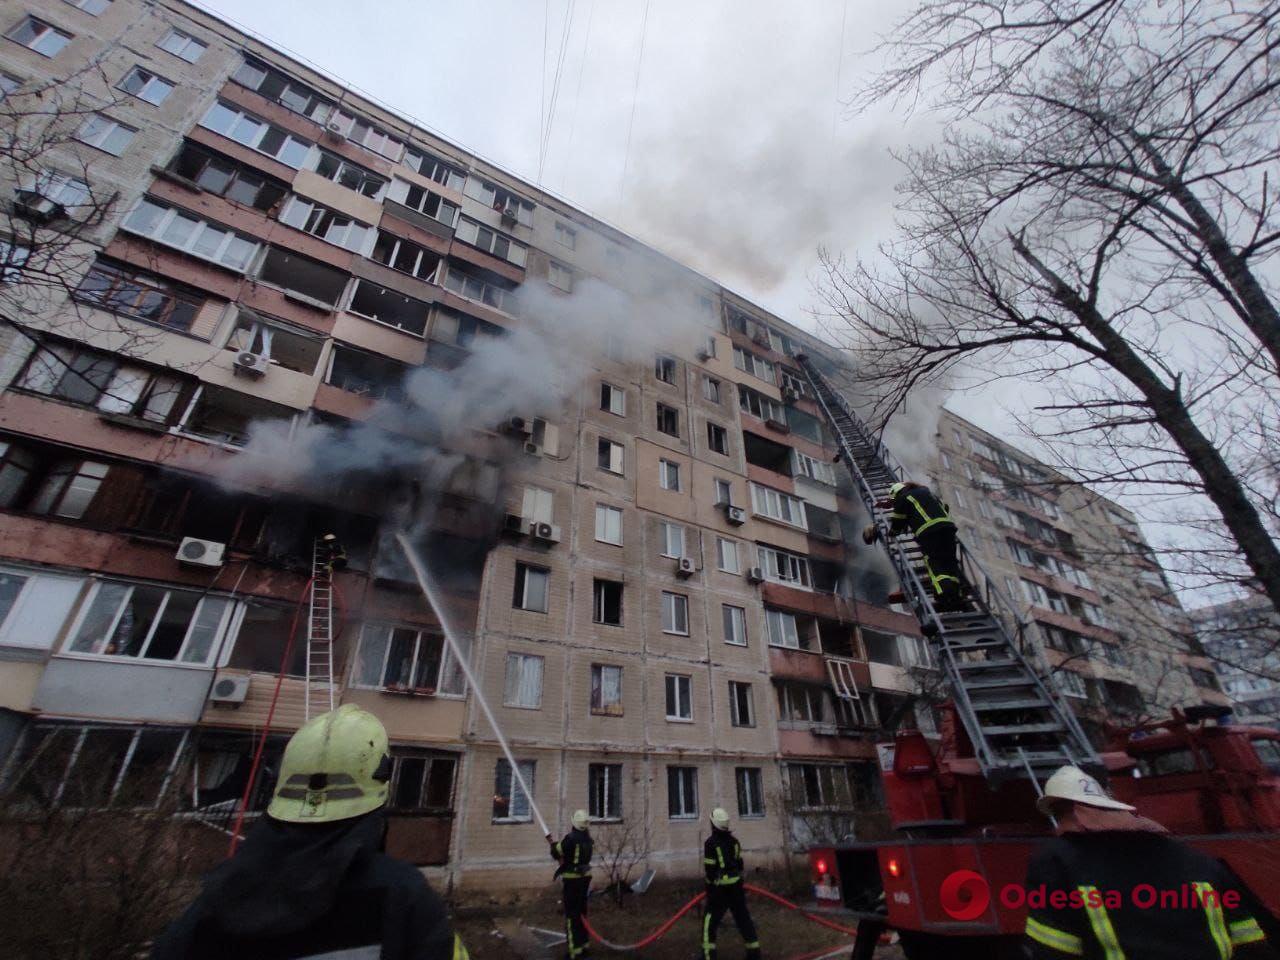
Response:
[[305, 537, 337, 721], [796, 355, 1099, 782]]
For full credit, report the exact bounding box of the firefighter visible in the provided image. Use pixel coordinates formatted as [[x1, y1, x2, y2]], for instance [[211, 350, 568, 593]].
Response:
[[862, 480, 965, 611], [152, 705, 467, 960], [702, 807, 761, 960], [549, 809, 593, 959], [1024, 764, 1270, 960]]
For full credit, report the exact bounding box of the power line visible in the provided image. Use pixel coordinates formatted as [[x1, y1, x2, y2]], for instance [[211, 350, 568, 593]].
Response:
[[539, 0, 577, 183], [540, 0, 550, 181], [618, 0, 651, 206], [560, 0, 597, 191]]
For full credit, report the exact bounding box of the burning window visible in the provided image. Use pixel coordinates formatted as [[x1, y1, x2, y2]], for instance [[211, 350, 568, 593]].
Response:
[[257, 247, 349, 306], [225, 600, 306, 676], [348, 281, 429, 336], [226, 312, 324, 375], [656, 403, 679, 437], [592, 579, 623, 626], [0, 440, 110, 521], [326, 345, 407, 401], [177, 384, 297, 448], [492, 759, 535, 822]]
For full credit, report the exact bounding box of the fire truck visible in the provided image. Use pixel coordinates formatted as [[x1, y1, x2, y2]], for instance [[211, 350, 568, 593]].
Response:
[[795, 356, 1280, 959]]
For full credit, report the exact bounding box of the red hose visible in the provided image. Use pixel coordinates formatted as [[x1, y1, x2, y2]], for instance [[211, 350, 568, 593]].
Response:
[[582, 891, 705, 951], [745, 883, 863, 936]]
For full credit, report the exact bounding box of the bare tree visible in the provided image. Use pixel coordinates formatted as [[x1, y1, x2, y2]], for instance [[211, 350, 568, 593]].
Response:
[[589, 820, 648, 906], [823, 0, 1280, 616]]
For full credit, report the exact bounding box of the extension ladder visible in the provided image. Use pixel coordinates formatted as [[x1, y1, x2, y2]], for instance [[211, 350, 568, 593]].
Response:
[[305, 537, 337, 721], [796, 355, 1099, 781]]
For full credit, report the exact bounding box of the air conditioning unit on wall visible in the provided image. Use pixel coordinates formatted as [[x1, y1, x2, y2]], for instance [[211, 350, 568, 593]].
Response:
[[177, 537, 226, 568], [725, 505, 747, 526], [531, 521, 561, 544], [746, 567, 765, 584], [209, 671, 250, 705], [233, 351, 269, 377], [676, 556, 696, 577]]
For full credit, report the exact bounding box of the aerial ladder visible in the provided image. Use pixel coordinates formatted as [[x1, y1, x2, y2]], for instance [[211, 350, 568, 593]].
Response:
[[304, 534, 342, 721], [796, 355, 1099, 782]]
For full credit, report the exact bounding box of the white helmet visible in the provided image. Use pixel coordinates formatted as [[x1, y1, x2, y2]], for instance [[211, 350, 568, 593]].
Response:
[[711, 807, 731, 830], [889, 481, 906, 498], [571, 809, 590, 830], [1037, 765, 1134, 815]]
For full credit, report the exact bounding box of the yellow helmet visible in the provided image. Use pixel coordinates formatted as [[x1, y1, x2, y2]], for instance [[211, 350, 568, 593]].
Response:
[[267, 704, 392, 824], [711, 807, 731, 830], [889, 481, 906, 499]]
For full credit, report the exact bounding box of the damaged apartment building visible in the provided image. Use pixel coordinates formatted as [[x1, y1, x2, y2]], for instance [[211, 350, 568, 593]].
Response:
[[0, 0, 1220, 888]]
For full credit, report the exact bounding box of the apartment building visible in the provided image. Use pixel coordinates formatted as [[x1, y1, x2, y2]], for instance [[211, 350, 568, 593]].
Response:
[[931, 409, 1228, 742], [1190, 595, 1280, 729], [0, 0, 941, 888]]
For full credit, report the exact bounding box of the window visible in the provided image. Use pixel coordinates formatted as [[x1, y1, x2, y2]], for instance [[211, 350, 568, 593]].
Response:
[[750, 483, 807, 528], [667, 766, 698, 817], [454, 217, 528, 267], [707, 422, 728, 455], [352, 625, 446, 691], [729, 681, 755, 727], [389, 751, 456, 812], [0, 564, 83, 650], [590, 664, 623, 716], [442, 262, 516, 313], [513, 563, 549, 613], [738, 386, 786, 422], [592, 579, 623, 626], [199, 101, 312, 168], [387, 178, 459, 226], [157, 28, 205, 62], [166, 142, 288, 211], [404, 147, 465, 191], [280, 196, 373, 253], [0, 73, 18, 98], [429, 309, 500, 352], [779, 369, 806, 396], [118, 66, 173, 105], [326, 346, 407, 400], [793, 451, 836, 485], [0, 238, 28, 283], [655, 355, 677, 384], [766, 609, 801, 649], [702, 376, 721, 403], [347, 282, 429, 336], [74, 259, 203, 333], [862, 629, 932, 668], [788, 763, 859, 810], [327, 110, 404, 161], [6, 17, 72, 56], [1056, 669, 1088, 699], [503, 652, 544, 709], [714, 478, 733, 506], [757, 545, 812, 588], [597, 438, 624, 474], [18, 342, 187, 424], [732, 345, 774, 381], [722, 604, 747, 646], [464, 177, 534, 225], [370, 230, 439, 282], [27, 459, 107, 518], [233, 55, 331, 120], [658, 459, 681, 491], [594, 504, 623, 545], [656, 403, 679, 437], [67, 581, 233, 664], [228, 313, 324, 375], [520, 486, 553, 525], [736, 768, 764, 817], [122, 198, 259, 271], [778, 684, 825, 724], [310, 150, 388, 199], [75, 114, 135, 155], [64, 0, 110, 13], [21, 171, 90, 210], [549, 261, 572, 291], [659, 521, 685, 559], [670, 670, 691, 716], [716, 537, 740, 574], [555, 222, 576, 248], [492, 759, 535, 822], [600, 382, 625, 416], [661, 592, 689, 636], [588, 763, 622, 819]]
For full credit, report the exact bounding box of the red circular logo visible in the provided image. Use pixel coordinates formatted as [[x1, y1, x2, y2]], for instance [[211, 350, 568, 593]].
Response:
[[940, 869, 991, 921]]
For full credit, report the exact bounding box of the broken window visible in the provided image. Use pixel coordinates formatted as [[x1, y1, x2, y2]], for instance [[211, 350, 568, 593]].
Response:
[[588, 763, 622, 819], [656, 403, 679, 437], [225, 599, 306, 675], [200, 101, 312, 168], [428, 308, 501, 350], [597, 438, 624, 474], [778, 685, 826, 724], [352, 624, 445, 692], [123, 198, 259, 271], [74, 258, 205, 333], [177, 384, 297, 447], [184, 730, 286, 818], [793, 450, 836, 485], [492, 759, 535, 822], [655, 355, 677, 384], [118, 65, 173, 105], [454, 217, 528, 267], [371, 230, 440, 281], [326, 345, 407, 400], [0, 440, 110, 521], [128, 472, 267, 550], [729, 681, 755, 727], [66, 580, 234, 663], [590, 665, 623, 716], [225, 312, 324, 375], [513, 563, 549, 613], [389, 751, 456, 811], [503, 652, 543, 708], [257, 247, 349, 306], [707, 422, 728, 455], [167, 141, 288, 211], [348, 280, 429, 336], [442, 261, 517, 313], [592, 579, 623, 626], [233, 55, 332, 120], [18, 341, 189, 424], [404, 147, 466, 191]]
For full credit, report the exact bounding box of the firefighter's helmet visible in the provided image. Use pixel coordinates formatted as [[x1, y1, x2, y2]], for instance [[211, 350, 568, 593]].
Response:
[[711, 807, 731, 830], [267, 704, 392, 823], [889, 481, 906, 499], [572, 809, 590, 830], [1037, 765, 1135, 814]]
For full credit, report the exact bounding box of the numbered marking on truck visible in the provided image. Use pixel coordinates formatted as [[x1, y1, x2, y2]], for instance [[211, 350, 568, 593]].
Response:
[[892, 891, 912, 906]]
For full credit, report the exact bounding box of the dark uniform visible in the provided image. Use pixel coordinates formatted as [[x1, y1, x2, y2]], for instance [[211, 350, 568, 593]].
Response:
[[1024, 830, 1268, 960], [550, 827, 593, 959], [887, 483, 963, 609], [152, 811, 466, 960], [702, 829, 760, 960]]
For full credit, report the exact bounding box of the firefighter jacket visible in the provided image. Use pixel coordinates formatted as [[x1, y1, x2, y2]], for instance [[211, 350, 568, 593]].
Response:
[[888, 485, 954, 538], [1023, 831, 1268, 960], [704, 829, 745, 886], [551, 827, 593, 880]]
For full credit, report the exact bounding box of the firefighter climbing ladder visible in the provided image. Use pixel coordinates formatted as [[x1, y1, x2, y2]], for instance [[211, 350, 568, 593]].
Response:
[[796, 355, 1099, 782], [304, 536, 337, 721]]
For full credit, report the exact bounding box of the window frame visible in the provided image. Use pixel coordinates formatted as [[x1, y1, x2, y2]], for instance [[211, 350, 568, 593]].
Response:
[[75, 114, 136, 155], [655, 403, 680, 437], [597, 438, 624, 475], [117, 65, 174, 105], [707, 421, 728, 455], [722, 604, 748, 646], [121, 197, 259, 272], [664, 673, 693, 721], [735, 767, 765, 818], [513, 562, 550, 613], [588, 762, 623, 820], [156, 27, 205, 62], [659, 521, 685, 559], [666, 765, 698, 818], [6, 17, 72, 57], [590, 663, 624, 717], [729, 681, 755, 727], [64, 579, 234, 666], [655, 355, 677, 384], [492, 758, 536, 823], [592, 578, 623, 627], [661, 591, 689, 636], [600, 382, 626, 417], [594, 503, 623, 545], [502, 651, 544, 709], [716, 537, 740, 574], [658, 458, 681, 492]]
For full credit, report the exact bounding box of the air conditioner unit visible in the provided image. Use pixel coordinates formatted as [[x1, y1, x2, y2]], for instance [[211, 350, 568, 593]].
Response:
[[746, 566, 765, 584], [695, 348, 711, 362], [177, 537, 226, 568], [523, 441, 542, 457], [233, 351, 269, 377], [531, 521, 561, 544], [676, 556, 696, 578], [764, 417, 790, 433], [502, 513, 528, 536], [14, 192, 64, 224], [324, 120, 346, 140], [780, 386, 799, 403], [505, 415, 532, 435], [209, 671, 250, 705], [500, 203, 519, 224], [725, 505, 747, 526]]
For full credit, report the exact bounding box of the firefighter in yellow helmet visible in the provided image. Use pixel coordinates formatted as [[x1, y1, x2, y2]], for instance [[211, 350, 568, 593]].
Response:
[[863, 480, 966, 611], [153, 704, 468, 960], [549, 809, 593, 959], [702, 807, 760, 960]]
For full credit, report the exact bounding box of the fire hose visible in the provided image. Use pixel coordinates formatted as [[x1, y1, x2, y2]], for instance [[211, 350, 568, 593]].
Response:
[[580, 883, 864, 952]]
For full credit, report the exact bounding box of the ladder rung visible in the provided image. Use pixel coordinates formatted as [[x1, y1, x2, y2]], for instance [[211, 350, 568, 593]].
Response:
[[982, 722, 1065, 736]]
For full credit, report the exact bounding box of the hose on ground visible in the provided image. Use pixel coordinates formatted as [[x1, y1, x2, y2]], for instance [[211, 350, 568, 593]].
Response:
[[581, 891, 706, 951], [744, 883, 864, 937]]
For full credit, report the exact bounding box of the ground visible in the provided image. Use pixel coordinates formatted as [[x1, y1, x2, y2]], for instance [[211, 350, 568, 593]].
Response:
[[452, 880, 905, 960]]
